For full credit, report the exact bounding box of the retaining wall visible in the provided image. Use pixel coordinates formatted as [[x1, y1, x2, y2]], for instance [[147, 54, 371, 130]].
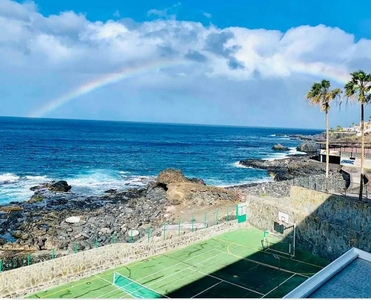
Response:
[[247, 186, 371, 261], [0, 220, 246, 298]]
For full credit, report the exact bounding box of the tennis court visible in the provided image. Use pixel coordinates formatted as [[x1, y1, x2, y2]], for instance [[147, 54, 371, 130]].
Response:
[[27, 227, 328, 298]]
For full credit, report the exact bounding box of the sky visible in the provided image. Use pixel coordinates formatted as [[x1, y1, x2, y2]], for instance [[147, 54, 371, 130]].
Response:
[[1, 0, 371, 129]]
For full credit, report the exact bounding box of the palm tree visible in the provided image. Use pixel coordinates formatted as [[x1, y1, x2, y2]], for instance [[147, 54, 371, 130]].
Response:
[[344, 70, 371, 200], [306, 80, 342, 192]]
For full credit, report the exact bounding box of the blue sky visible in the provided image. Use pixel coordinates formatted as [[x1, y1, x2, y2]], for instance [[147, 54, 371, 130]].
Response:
[[27, 0, 371, 41], [2, 0, 371, 128]]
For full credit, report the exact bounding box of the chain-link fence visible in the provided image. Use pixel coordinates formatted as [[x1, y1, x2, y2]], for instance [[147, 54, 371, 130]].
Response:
[[137, 205, 238, 243], [0, 205, 241, 272]]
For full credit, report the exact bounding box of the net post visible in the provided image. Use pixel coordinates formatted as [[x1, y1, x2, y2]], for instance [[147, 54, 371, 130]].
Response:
[[147, 226, 151, 243], [178, 219, 181, 236], [216, 209, 219, 225], [113, 233, 117, 244], [0, 259, 2, 273], [292, 223, 296, 258], [263, 230, 269, 249], [95, 238, 98, 248], [204, 212, 207, 228], [163, 222, 166, 241], [27, 253, 31, 266], [74, 243, 78, 253], [51, 249, 55, 259], [130, 229, 133, 243]]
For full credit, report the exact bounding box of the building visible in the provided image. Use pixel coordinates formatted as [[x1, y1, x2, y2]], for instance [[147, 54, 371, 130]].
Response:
[[284, 247, 371, 298]]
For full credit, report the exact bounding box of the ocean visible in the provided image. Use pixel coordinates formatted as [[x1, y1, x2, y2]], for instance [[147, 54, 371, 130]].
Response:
[[0, 117, 322, 205]]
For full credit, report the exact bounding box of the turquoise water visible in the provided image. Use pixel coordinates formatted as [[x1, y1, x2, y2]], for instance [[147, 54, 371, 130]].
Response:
[[0, 117, 322, 204]]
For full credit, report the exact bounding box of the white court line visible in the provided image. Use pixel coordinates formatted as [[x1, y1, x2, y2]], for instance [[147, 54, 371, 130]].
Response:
[[213, 248, 309, 278], [95, 289, 117, 299], [156, 248, 265, 297], [95, 249, 218, 299], [120, 252, 225, 296], [262, 273, 296, 298], [123, 248, 217, 283], [93, 275, 136, 299], [190, 281, 223, 298], [114, 273, 169, 299], [194, 269, 265, 296]]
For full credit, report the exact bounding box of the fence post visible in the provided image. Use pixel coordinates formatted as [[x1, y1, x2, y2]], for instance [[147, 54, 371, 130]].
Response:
[[51, 249, 55, 259], [113, 233, 117, 244], [0, 259, 2, 273], [216, 209, 219, 225], [74, 243, 78, 253], [163, 222, 166, 241], [147, 227, 151, 243], [192, 215, 194, 232], [130, 229, 133, 243], [204, 213, 207, 228], [178, 219, 181, 236], [27, 253, 31, 266], [95, 238, 99, 248], [227, 206, 229, 221]]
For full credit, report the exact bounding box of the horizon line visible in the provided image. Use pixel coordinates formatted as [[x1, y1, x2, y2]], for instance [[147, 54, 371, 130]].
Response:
[[0, 115, 326, 131]]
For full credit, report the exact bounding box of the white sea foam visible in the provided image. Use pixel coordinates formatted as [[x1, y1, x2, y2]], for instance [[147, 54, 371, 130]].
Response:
[[214, 177, 273, 188], [0, 173, 53, 204], [262, 147, 306, 161], [0, 173, 20, 183], [66, 169, 155, 195], [0, 169, 156, 205], [231, 161, 252, 168]]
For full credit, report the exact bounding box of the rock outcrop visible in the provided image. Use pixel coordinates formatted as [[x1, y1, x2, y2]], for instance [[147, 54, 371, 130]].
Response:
[[157, 169, 190, 185], [272, 143, 289, 151], [296, 141, 318, 153], [156, 169, 237, 206], [239, 156, 341, 181], [166, 183, 238, 206]]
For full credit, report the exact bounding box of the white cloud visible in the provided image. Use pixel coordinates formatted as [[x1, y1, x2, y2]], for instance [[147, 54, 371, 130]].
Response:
[[147, 2, 181, 19], [1, 0, 371, 128], [203, 12, 212, 19]]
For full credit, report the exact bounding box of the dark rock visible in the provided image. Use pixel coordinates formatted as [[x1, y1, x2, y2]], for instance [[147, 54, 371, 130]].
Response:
[[104, 189, 117, 194], [239, 156, 341, 181], [272, 143, 289, 151], [188, 178, 206, 185], [296, 141, 318, 153], [11, 230, 23, 238], [28, 192, 45, 203], [50, 181, 72, 192]]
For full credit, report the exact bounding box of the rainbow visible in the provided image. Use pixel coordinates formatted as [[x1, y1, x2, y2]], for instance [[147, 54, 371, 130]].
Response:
[[291, 61, 351, 85], [28, 58, 352, 118], [28, 60, 187, 118]]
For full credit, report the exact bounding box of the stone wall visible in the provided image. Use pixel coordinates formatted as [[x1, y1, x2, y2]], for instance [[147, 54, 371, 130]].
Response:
[[0, 220, 247, 298], [246, 187, 371, 261]]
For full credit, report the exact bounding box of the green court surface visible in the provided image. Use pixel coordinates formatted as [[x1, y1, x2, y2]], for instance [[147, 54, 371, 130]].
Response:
[[28, 227, 329, 298]]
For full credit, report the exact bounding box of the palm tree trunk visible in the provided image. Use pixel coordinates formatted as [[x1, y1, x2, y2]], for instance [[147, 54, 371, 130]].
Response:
[[359, 104, 365, 200], [325, 111, 329, 192]]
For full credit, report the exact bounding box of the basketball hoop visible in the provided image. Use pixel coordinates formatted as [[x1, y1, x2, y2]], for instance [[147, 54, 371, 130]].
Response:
[[272, 212, 297, 258], [278, 216, 287, 229]]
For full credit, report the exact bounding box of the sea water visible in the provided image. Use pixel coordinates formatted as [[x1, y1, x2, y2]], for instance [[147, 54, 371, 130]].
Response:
[[0, 117, 322, 205]]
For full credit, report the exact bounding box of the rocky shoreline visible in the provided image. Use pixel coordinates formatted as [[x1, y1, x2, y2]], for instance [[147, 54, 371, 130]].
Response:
[[0, 169, 240, 270], [0, 134, 348, 270]]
